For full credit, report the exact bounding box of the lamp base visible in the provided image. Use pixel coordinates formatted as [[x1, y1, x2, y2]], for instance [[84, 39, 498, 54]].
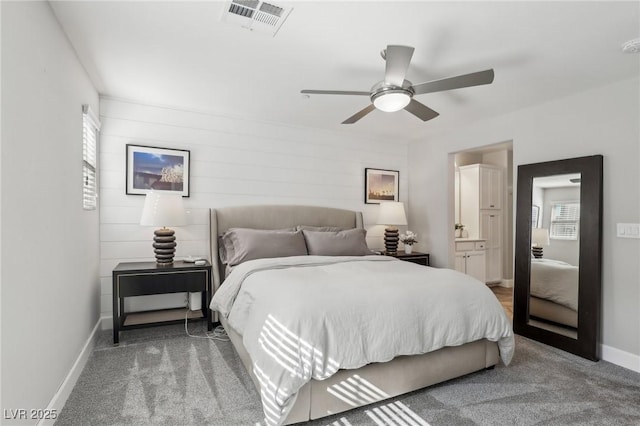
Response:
[[153, 227, 176, 265], [531, 246, 543, 259], [384, 226, 400, 255]]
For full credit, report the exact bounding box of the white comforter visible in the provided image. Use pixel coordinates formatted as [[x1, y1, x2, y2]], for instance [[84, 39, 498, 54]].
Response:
[[211, 255, 514, 425], [530, 258, 579, 311]]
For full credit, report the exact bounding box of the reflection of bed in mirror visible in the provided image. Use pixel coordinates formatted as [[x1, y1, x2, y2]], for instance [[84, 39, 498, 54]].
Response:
[[529, 258, 578, 328]]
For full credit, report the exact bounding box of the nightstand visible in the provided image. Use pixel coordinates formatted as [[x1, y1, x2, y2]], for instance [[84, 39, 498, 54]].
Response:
[[112, 260, 212, 344], [389, 250, 430, 266]]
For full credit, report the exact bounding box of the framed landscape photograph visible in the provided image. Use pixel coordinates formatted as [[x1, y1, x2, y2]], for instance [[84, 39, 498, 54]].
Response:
[[365, 168, 399, 204], [126, 144, 190, 196]]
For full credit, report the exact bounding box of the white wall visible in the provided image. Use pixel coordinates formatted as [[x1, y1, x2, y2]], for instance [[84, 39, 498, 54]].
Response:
[[1, 2, 100, 423], [409, 76, 640, 367], [98, 98, 409, 318]]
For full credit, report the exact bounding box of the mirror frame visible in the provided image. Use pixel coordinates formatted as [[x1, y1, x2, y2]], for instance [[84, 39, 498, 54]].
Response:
[[514, 155, 603, 361]]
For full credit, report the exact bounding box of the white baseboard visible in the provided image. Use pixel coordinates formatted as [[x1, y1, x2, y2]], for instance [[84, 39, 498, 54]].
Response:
[[38, 318, 102, 426], [101, 315, 113, 330], [499, 279, 514, 288], [601, 344, 640, 373]]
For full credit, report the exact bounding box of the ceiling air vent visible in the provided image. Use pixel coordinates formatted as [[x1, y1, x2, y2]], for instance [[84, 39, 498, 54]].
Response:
[[221, 0, 292, 36]]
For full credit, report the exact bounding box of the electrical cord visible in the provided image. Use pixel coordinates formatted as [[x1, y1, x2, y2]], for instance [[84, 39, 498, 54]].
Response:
[[184, 296, 229, 341]]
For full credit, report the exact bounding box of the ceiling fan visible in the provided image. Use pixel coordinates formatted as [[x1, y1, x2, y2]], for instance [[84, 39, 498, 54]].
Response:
[[301, 45, 495, 124]]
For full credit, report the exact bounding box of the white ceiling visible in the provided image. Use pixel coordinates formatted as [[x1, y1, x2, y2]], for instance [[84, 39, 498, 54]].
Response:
[[50, 1, 640, 143], [534, 173, 581, 189]]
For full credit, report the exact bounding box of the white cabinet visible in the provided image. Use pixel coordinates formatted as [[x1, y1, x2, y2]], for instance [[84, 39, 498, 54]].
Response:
[[454, 240, 486, 283], [480, 167, 502, 209], [480, 211, 503, 283], [457, 164, 504, 284], [459, 164, 504, 237]]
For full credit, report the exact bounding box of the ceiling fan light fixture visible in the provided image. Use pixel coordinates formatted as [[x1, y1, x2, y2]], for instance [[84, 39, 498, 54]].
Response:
[[300, 44, 495, 123], [372, 91, 411, 112]]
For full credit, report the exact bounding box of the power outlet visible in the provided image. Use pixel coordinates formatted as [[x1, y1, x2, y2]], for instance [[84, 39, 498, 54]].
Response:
[[616, 223, 640, 239]]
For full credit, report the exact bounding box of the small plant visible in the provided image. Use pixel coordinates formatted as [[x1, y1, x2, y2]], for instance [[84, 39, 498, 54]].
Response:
[[400, 230, 418, 245], [455, 223, 465, 231]]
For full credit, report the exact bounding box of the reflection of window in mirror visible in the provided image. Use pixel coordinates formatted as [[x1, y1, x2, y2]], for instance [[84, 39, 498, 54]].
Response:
[[550, 201, 580, 240], [532, 205, 540, 228]]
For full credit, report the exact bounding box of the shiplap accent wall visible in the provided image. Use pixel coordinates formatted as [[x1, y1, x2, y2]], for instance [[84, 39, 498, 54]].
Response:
[[99, 98, 409, 320]]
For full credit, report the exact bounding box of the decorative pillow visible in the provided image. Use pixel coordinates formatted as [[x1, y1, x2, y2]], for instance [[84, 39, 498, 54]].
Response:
[[302, 228, 371, 256], [297, 225, 345, 232], [220, 228, 308, 266]]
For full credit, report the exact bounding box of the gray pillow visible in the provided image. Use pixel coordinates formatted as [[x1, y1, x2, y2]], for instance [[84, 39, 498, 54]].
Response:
[[302, 228, 370, 256], [221, 228, 308, 266], [219, 227, 296, 265], [297, 225, 345, 232]]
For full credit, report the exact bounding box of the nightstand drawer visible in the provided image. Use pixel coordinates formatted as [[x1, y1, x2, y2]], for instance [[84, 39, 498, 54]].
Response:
[[402, 256, 429, 266], [390, 250, 430, 266], [117, 270, 207, 297]]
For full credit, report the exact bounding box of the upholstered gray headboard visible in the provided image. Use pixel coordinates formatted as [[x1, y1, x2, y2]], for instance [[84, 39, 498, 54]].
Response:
[[209, 205, 364, 292]]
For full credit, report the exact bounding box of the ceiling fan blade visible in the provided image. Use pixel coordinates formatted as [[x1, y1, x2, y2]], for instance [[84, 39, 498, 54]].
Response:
[[404, 99, 439, 121], [342, 104, 376, 124], [411, 69, 495, 95], [384, 45, 415, 87], [301, 89, 370, 96]]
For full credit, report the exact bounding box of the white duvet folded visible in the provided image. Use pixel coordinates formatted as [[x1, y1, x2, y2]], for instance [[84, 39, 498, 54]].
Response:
[[211, 255, 514, 426]]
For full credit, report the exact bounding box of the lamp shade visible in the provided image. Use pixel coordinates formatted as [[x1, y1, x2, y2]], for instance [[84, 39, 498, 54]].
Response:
[[531, 228, 550, 247], [377, 202, 408, 226], [140, 191, 187, 227]]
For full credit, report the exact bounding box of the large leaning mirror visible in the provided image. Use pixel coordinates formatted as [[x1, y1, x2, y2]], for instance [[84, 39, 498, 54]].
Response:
[[514, 155, 602, 361]]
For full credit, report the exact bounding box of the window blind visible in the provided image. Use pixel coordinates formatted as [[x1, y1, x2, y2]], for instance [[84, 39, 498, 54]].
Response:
[[83, 105, 101, 210], [550, 201, 580, 240]]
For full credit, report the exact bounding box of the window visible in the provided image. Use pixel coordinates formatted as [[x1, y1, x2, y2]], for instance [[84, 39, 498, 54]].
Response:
[[550, 201, 580, 240], [532, 205, 540, 228], [82, 105, 100, 210]]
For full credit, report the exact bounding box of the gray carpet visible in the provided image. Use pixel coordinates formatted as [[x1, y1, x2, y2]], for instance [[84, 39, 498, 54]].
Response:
[[56, 322, 640, 425]]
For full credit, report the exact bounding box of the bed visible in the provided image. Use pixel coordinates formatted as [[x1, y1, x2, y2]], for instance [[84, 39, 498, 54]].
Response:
[[529, 258, 579, 328], [208, 205, 514, 425]]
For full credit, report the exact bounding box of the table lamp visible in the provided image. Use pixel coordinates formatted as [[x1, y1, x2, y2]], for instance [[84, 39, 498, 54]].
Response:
[[531, 228, 550, 258], [140, 191, 187, 265], [377, 201, 408, 255]]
